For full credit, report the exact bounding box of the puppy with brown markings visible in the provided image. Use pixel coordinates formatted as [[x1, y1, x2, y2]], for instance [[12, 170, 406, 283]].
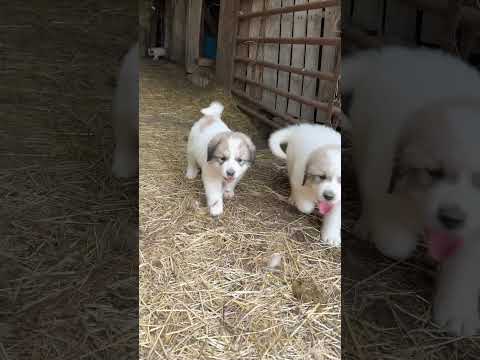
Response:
[[269, 124, 341, 246], [186, 101, 256, 216], [342, 46, 480, 336]]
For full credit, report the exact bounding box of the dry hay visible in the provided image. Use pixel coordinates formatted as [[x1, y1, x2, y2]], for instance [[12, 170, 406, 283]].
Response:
[[342, 132, 480, 358], [0, 1, 137, 359], [139, 61, 341, 359]]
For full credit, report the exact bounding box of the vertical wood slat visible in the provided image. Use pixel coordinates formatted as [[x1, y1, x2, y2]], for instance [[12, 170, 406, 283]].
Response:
[[276, 0, 294, 113], [262, 0, 282, 109], [170, 0, 187, 64], [383, 0, 417, 44], [316, 5, 340, 123], [420, 11, 447, 46], [185, 0, 203, 73], [301, 0, 323, 121], [231, 0, 341, 128], [351, 0, 383, 35], [287, 0, 308, 117], [216, 0, 238, 89], [246, 0, 264, 97], [234, 0, 253, 92]]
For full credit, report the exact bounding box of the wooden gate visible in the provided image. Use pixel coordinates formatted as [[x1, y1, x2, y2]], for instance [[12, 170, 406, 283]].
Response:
[[228, 0, 343, 129]]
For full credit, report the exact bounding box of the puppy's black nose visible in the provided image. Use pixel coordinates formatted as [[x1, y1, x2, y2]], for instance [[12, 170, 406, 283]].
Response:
[[437, 206, 465, 230], [226, 169, 235, 177], [323, 190, 335, 201]]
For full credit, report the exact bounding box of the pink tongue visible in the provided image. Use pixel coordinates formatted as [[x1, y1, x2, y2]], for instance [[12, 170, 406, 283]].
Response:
[[426, 230, 464, 261], [317, 201, 333, 215]]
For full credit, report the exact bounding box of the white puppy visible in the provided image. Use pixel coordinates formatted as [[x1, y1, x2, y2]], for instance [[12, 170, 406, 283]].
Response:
[[111, 43, 139, 178], [269, 124, 341, 246], [186, 102, 256, 217], [342, 46, 480, 336]]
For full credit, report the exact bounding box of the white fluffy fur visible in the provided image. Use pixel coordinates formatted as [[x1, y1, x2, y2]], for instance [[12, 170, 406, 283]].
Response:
[[186, 102, 255, 217], [269, 124, 342, 247], [111, 43, 139, 178], [343, 46, 480, 336]]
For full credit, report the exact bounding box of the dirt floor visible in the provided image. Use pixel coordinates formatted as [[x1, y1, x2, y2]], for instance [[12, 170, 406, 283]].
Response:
[[139, 61, 341, 359], [0, 2, 137, 358]]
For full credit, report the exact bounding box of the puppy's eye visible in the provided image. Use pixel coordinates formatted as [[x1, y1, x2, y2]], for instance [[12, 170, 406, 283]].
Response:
[[219, 157, 227, 162], [314, 175, 327, 182], [236, 158, 246, 165]]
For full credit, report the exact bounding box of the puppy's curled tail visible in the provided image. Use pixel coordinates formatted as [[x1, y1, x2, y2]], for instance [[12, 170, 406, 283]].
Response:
[[268, 127, 292, 160], [201, 101, 224, 117]]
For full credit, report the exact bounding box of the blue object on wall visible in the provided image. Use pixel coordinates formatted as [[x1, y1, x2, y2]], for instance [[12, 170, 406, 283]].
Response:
[[203, 35, 217, 59]]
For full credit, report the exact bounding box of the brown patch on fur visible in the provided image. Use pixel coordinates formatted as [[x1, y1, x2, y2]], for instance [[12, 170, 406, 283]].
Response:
[[207, 131, 256, 163], [198, 116, 218, 132], [207, 132, 230, 162], [391, 97, 480, 192], [304, 145, 341, 185], [231, 132, 256, 163]]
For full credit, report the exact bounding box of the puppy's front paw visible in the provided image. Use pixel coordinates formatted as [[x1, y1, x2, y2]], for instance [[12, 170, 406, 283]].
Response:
[[371, 222, 417, 260], [321, 228, 341, 247], [209, 200, 223, 217], [185, 167, 199, 179], [224, 190, 234, 199], [433, 291, 480, 336], [296, 199, 315, 215]]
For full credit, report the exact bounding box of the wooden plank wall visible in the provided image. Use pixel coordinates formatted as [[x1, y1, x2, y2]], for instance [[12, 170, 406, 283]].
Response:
[[287, 0, 307, 118], [276, 0, 294, 114], [317, 5, 340, 122], [234, 0, 253, 92], [246, 0, 265, 97], [231, 0, 341, 124], [185, 0, 203, 73], [170, 0, 187, 64], [344, 0, 479, 50], [262, 0, 282, 109], [216, 0, 238, 88], [302, 1, 323, 121]]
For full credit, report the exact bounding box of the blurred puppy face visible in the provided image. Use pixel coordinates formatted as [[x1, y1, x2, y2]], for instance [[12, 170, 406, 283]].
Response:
[[207, 132, 256, 182], [303, 145, 341, 206], [394, 103, 480, 242]]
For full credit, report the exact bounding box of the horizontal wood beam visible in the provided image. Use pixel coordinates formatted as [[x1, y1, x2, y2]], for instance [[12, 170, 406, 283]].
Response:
[[236, 37, 340, 46], [238, 0, 339, 20], [232, 88, 299, 125], [233, 75, 342, 115], [342, 26, 383, 49], [401, 0, 480, 28], [234, 56, 338, 81], [236, 103, 285, 129]]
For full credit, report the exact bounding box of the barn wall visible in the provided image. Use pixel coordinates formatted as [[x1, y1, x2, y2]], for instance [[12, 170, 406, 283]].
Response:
[[343, 0, 480, 58], [229, 0, 342, 127]]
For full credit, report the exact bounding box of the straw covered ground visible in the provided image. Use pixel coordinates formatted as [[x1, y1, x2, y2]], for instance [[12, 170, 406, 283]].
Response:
[[0, 1, 137, 358], [342, 136, 480, 358], [139, 61, 341, 359]]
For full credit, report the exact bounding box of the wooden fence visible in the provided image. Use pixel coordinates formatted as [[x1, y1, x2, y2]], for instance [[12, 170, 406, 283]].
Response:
[[343, 0, 480, 60], [226, 0, 342, 129]]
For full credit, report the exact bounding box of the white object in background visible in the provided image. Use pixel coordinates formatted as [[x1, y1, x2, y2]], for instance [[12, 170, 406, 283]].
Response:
[[148, 47, 166, 60]]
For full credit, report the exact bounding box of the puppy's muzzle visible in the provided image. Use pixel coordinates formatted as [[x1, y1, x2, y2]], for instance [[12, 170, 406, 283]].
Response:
[[437, 205, 466, 230]]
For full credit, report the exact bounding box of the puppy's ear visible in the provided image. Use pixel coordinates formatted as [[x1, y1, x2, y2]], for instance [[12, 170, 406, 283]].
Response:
[[207, 133, 226, 162], [302, 158, 311, 186], [237, 133, 256, 164], [302, 168, 309, 186]]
